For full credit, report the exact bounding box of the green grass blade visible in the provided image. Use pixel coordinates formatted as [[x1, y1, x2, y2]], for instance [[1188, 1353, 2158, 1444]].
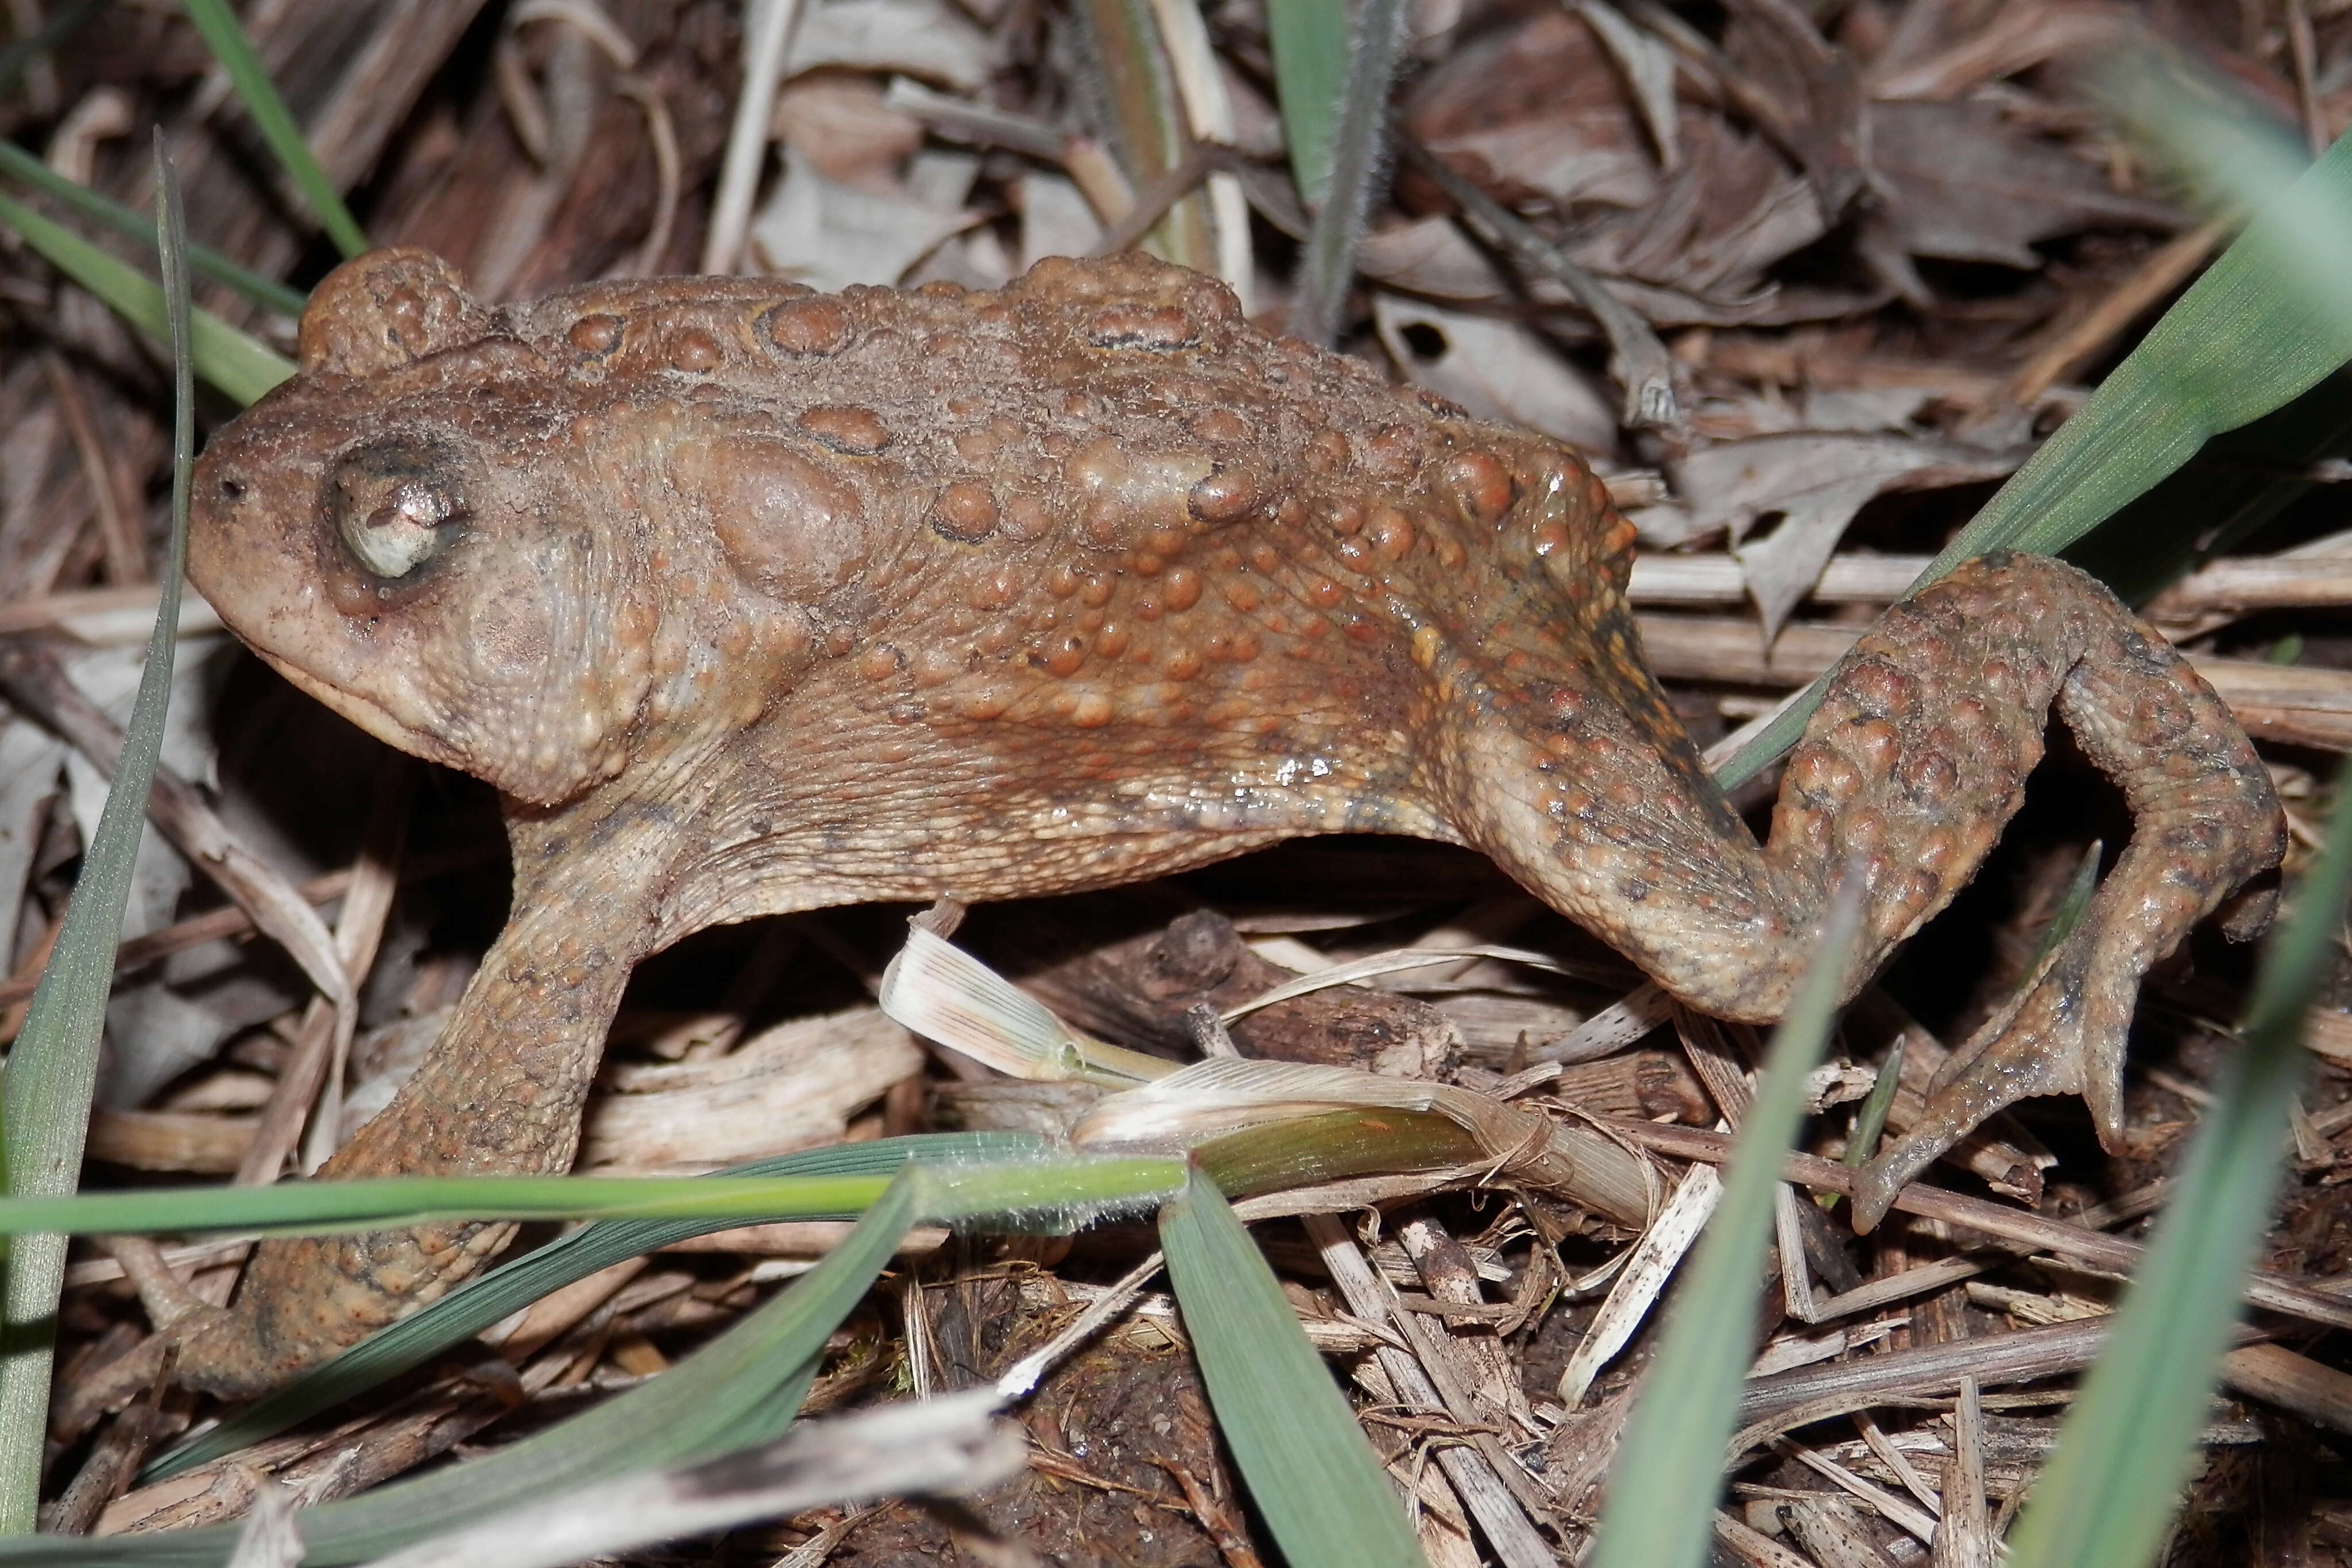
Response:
[[144, 1132, 1044, 1482], [1716, 121, 2352, 789], [0, 192, 293, 404], [281, 1177, 915, 1566], [1841, 1043, 1905, 1171], [0, 137, 196, 1538], [0, 141, 306, 317], [1284, 0, 1406, 346], [0, 1155, 1185, 1566], [179, 0, 368, 259], [0, 1172, 896, 1238], [1588, 885, 1864, 1568], [2003, 762, 2352, 1568], [0, 1179, 919, 1567], [1265, 0, 1348, 207], [1159, 1167, 1426, 1568], [0, 1152, 1184, 1240]]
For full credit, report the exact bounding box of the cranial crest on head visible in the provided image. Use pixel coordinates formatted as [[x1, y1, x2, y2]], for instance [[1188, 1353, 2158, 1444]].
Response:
[[299, 247, 491, 378]]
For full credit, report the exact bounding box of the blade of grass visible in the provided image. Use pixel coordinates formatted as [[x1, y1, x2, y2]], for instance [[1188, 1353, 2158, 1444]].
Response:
[[0, 192, 293, 404], [145, 1131, 1043, 1481], [0, 1172, 896, 1238], [0, 1182, 913, 1568], [0, 141, 306, 317], [1284, 0, 1407, 346], [1191, 1107, 1490, 1195], [2003, 759, 2352, 1568], [1840, 1044, 1905, 1171], [0, 1156, 1185, 1566], [179, 0, 368, 259], [1716, 118, 2352, 789], [1588, 881, 1865, 1568], [0, 136, 195, 1537], [1159, 1166, 1426, 1568], [2072, 369, 2352, 607], [0, 1153, 1184, 1241], [1265, 0, 1348, 207]]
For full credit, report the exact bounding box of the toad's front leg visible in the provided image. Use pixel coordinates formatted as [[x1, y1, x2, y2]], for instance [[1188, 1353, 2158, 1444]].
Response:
[[171, 815, 661, 1397], [1446, 547, 2282, 1229]]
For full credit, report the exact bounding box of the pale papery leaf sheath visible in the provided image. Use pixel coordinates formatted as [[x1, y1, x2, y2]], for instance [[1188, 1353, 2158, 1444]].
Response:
[[881, 932, 1618, 1193], [879, 926, 1174, 1086]]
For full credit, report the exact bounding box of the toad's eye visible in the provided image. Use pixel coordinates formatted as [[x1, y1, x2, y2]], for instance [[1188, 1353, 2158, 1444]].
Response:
[[328, 444, 469, 580]]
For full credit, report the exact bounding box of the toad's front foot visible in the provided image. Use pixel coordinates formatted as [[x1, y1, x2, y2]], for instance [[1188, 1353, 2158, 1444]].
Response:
[[163, 880, 649, 1396]]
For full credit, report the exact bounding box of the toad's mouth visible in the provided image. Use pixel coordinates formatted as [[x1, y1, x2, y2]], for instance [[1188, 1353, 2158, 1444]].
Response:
[[254, 648, 471, 780]]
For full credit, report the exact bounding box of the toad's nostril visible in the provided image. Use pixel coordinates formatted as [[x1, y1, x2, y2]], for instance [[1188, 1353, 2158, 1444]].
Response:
[[218, 477, 247, 500]]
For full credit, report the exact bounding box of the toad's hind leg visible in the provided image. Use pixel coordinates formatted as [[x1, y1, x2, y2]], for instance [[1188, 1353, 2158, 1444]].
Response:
[[1844, 559, 2282, 1226], [1435, 547, 2280, 1230]]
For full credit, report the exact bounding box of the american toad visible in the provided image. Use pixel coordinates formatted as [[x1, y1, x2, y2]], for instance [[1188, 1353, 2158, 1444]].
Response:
[[179, 248, 2283, 1393]]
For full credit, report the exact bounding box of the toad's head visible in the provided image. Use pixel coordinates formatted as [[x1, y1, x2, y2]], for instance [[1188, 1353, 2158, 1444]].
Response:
[[192, 249, 685, 808]]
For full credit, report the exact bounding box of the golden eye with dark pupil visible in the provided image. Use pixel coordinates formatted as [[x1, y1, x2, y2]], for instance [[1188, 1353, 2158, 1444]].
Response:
[[341, 475, 463, 579]]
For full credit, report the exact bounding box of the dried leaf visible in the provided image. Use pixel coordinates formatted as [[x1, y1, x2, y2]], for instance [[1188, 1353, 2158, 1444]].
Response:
[[1572, 117, 1827, 296], [1866, 98, 2180, 270], [1406, 12, 1831, 301], [100, 986, 237, 1112], [1407, 7, 1656, 208], [1663, 433, 2022, 639], [1372, 294, 1618, 451], [1019, 171, 1105, 267], [1355, 214, 1508, 299], [1869, 0, 2137, 101], [749, 148, 984, 289], [1722, 0, 1869, 216], [1573, 0, 1680, 169], [773, 76, 924, 191], [786, 0, 1003, 90]]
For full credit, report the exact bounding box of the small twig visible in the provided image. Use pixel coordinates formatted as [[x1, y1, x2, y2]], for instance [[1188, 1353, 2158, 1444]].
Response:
[[0, 840, 496, 1021], [700, 0, 800, 274], [1401, 138, 1682, 433], [1090, 140, 1222, 258], [1185, 1001, 1241, 1059], [41, 351, 146, 585], [1304, 1213, 1560, 1568], [2285, 0, 2327, 158], [995, 1250, 1166, 1399], [613, 78, 682, 278], [883, 76, 1067, 162], [1610, 1119, 2352, 1332]]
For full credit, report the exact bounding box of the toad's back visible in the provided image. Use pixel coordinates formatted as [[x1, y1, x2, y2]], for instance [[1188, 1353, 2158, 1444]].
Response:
[[200, 249, 1712, 920], [509, 257, 1713, 911]]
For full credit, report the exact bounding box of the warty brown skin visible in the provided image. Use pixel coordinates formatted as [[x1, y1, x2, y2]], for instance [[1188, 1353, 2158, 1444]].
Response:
[[179, 247, 2284, 1394]]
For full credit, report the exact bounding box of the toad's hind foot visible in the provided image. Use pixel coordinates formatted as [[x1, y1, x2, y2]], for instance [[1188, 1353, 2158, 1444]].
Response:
[[1848, 924, 2130, 1230], [1847, 563, 2285, 1230]]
